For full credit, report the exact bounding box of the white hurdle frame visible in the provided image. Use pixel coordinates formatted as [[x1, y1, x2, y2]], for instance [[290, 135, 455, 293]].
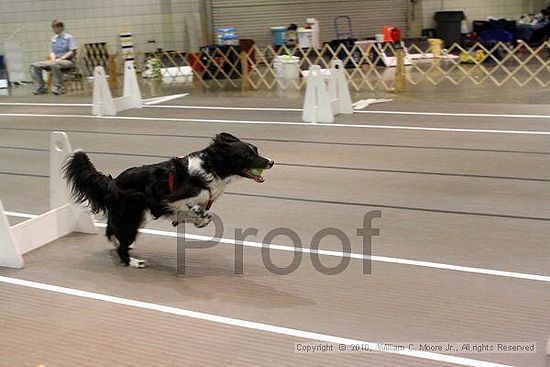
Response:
[[0, 132, 96, 268], [302, 60, 353, 123], [92, 60, 142, 116]]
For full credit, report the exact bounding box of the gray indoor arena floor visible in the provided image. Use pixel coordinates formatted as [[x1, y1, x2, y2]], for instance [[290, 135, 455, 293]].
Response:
[[0, 86, 549, 367]]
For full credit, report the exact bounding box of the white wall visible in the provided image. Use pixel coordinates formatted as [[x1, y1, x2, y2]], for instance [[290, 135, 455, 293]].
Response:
[[0, 0, 204, 78], [422, 0, 548, 30]]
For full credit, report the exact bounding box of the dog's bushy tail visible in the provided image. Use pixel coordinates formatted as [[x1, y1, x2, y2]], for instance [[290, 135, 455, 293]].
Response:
[[63, 151, 117, 215]]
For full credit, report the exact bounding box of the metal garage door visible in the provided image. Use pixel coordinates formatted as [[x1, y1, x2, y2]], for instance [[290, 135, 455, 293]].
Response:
[[210, 0, 408, 46]]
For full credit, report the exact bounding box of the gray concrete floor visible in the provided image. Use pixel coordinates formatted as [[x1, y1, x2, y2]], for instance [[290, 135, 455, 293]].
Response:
[[0, 85, 549, 367]]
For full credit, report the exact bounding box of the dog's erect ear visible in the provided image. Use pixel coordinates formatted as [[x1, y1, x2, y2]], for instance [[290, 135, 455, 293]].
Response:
[[214, 132, 240, 144]]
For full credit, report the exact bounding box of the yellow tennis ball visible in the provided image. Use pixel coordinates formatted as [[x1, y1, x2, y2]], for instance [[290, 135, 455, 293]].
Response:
[[249, 168, 264, 176]]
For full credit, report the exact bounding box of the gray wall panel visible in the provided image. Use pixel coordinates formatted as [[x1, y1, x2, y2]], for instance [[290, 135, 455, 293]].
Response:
[[211, 0, 408, 46]]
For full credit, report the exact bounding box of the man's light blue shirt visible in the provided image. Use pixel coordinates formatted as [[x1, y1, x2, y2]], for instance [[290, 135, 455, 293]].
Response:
[[51, 33, 77, 58]]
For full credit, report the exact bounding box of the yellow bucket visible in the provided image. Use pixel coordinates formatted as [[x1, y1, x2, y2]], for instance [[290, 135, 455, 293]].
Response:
[[427, 38, 443, 58]]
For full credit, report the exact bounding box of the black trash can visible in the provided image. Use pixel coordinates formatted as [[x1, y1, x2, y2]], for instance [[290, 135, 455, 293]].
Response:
[[434, 11, 465, 47]]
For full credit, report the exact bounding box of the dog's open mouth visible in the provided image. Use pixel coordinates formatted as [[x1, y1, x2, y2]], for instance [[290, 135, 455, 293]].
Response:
[[242, 168, 265, 183]]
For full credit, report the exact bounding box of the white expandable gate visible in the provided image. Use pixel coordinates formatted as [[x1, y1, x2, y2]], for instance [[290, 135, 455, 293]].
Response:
[[302, 60, 353, 123], [92, 60, 143, 116], [0, 132, 96, 268]]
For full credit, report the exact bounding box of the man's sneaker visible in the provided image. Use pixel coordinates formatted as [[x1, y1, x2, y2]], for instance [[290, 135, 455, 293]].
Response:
[[52, 87, 65, 95], [32, 88, 47, 95]]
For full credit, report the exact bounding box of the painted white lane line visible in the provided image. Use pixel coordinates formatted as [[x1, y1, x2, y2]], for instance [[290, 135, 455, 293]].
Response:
[[0, 275, 512, 367], [149, 104, 302, 112], [356, 110, 550, 119], [123, 225, 550, 283], [0, 102, 300, 111], [0, 102, 91, 107], [1, 112, 550, 135], [5, 211, 549, 282], [151, 105, 550, 120], [2, 102, 550, 120], [149, 105, 550, 120]]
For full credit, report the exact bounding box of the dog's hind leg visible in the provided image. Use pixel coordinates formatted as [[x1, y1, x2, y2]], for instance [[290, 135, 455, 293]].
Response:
[[106, 216, 134, 249], [116, 239, 132, 266], [113, 207, 146, 268], [108, 229, 135, 250], [105, 218, 119, 248], [115, 228, 146, 268]]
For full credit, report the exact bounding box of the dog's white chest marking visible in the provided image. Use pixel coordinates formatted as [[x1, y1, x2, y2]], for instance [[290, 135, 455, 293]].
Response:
[[168, 156, 231, 212], [208, 177, 231, 202]]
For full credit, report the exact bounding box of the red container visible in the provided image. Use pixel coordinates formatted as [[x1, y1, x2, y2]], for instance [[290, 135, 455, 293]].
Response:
[[383, 26, 401, 42], [391, 27, 401, 42], [383, 26, 392, 42], [188, 52, 203, 73]]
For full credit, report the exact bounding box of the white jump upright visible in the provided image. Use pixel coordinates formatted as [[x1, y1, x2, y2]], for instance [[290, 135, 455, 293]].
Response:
[[302, 65, 333, 123], [302, 60, 353, 123], [0, 132, 96, 268], [92, 60, 142, 116], [327, 60, 353, 116]]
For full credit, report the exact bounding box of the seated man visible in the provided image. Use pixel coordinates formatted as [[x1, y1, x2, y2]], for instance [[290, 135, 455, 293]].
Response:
[[30, 19, 77, 95]]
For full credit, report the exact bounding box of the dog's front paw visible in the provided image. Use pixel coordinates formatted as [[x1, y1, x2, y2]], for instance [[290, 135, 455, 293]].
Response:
[[129, 257, 147, 268], [188, 204, 204, 216], [193, 213, 212, 228]]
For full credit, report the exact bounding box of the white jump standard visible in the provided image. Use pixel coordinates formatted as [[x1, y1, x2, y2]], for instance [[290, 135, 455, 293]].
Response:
[[302, 60, 353, 123], [0, 132, 96, 268], [92, 60, 142, 116]]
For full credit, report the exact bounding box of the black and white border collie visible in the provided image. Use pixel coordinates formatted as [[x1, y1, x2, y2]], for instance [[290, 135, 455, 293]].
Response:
[[63, 132, 274, 267]]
